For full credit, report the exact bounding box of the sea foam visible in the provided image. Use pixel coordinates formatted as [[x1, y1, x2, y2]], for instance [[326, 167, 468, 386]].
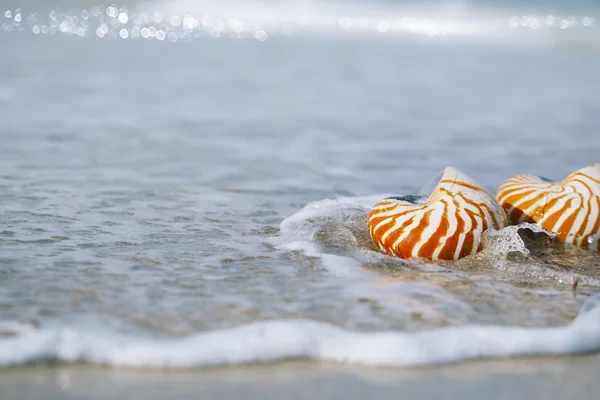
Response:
[[1, 293, 600, 369]]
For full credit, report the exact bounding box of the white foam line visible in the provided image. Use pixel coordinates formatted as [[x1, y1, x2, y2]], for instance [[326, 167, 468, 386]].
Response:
[[2, 294, 600, 369], [272, 194, 393, 279]]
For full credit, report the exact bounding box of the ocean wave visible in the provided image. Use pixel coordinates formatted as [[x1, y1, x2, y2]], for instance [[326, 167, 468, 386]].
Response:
[[2, 293, 600, 369], [1, 191, 599, 369]]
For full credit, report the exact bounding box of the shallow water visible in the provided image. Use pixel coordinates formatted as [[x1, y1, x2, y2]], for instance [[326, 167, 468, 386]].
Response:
[[1, 0, 600, 369]]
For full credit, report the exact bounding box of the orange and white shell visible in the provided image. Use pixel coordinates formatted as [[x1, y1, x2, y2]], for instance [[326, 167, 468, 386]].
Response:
[[367, 167, 507, 261], [496, 163, 600, 249]]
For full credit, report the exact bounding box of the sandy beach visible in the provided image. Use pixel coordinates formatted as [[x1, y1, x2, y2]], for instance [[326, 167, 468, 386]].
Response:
[[3, 354, 600, 400]]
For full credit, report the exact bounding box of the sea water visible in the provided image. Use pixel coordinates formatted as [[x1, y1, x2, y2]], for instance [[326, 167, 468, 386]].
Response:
[[1, 0, 600, 369]]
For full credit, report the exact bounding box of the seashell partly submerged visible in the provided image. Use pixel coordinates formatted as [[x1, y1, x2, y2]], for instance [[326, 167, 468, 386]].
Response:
[[367, 167, 507, 261], [496, 163, 600, 250]]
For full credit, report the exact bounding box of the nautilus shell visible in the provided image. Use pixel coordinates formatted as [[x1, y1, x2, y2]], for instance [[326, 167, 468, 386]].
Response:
[[496, 163, 600, 249], [367, 167, 507, 260]]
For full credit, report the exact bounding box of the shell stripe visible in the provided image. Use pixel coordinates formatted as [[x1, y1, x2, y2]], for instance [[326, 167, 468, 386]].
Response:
[[367, 167, 507, 260], [438, 179, 486, 193], [496, 163, 600, 250]]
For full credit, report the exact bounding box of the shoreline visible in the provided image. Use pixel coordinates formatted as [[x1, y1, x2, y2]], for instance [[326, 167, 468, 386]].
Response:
[[3, 354, 600, 399]]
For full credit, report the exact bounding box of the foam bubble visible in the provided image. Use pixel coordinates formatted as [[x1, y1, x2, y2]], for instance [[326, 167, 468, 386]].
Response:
[[482, 222, 554, 259]]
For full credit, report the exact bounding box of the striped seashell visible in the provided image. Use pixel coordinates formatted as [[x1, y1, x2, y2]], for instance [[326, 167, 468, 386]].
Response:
[[367, 167, 507, 261], [496, 163, 600, 250]]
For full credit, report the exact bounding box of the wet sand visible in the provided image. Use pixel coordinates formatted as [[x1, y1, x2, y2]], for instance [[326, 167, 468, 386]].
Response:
[[2, 354, 600, 400]]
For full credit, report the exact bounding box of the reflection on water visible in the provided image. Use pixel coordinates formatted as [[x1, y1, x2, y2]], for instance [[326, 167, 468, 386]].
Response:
[[1, 1, 599, 47]]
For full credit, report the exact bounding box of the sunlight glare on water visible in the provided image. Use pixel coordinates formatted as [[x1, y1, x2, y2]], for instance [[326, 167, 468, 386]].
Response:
[[1, 1, 599, 44]]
